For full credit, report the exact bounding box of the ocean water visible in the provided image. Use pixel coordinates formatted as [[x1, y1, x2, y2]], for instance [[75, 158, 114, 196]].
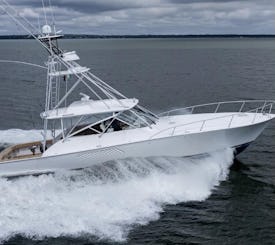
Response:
[[0, 38, 274, 244]]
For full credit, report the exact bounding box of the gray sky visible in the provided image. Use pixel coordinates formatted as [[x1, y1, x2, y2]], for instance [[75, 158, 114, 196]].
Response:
[[0, 0, 275, 35]]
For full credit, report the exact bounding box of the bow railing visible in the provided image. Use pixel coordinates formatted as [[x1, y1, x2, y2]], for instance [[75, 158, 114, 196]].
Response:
[[151, 100, 275, 139], [158, 100, 274, 117]]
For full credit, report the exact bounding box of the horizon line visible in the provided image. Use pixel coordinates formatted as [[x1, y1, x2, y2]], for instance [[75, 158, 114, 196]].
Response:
[[0, 34, 274, 39]]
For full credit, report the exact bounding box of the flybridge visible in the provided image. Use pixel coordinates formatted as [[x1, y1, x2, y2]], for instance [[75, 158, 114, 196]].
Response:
[[41, 98, 139, 119]]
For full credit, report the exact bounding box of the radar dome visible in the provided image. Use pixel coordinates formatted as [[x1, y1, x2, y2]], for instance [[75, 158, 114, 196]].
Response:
[[42, 25, 52, 34]]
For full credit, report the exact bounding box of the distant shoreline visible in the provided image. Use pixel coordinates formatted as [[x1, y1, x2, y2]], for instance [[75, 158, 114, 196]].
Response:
[[0, 34, 274, 39]]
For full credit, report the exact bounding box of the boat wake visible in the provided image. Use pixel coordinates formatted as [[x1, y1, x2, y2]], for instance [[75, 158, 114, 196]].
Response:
[[0, 129, 60, 151], [0, 147, 233, 243]]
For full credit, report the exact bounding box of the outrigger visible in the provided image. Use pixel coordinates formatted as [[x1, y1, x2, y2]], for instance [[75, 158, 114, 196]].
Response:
[[0, 1, 274, 177]]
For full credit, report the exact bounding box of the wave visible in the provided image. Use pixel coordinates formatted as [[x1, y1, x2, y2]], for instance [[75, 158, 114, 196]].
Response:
[[0, 148, 233, 243], [0, 129, 61, 150]]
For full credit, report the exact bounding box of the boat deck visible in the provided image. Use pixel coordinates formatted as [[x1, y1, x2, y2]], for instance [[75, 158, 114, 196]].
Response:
[[0, 140, 52, 162]]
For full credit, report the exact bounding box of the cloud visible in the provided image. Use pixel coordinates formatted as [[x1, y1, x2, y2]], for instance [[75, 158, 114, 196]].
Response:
[[0, 0, 274, 34]]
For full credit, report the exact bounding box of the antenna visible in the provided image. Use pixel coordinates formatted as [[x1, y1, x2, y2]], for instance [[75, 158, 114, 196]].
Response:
[[37, 15, 41, 32], [0, 0, 42, 36], [48, 0, 56, 34], [0, 60, 47, 69], [41, 0, 48, 25]]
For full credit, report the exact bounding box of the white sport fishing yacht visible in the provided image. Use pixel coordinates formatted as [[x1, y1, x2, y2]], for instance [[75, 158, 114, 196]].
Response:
[[0, 1, 274, 177]]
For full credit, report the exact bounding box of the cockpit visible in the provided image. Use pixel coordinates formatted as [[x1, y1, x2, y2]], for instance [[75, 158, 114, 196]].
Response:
[[52, 106, 158, 141]]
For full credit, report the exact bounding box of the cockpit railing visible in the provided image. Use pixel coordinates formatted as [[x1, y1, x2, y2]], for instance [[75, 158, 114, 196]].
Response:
[[151, 100, 275, 139]]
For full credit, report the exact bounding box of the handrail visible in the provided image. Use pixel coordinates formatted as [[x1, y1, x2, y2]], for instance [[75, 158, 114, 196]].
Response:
[[151, 101, 275, 139], [158, 100, 275, 117]]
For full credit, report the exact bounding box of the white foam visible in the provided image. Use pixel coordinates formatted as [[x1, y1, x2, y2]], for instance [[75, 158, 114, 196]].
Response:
[[0, 149, 233, 243], [0, 129, 60, 145]]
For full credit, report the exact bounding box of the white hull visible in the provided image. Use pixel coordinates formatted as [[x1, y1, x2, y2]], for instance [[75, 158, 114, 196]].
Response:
[[0, 113, 273, 177]]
